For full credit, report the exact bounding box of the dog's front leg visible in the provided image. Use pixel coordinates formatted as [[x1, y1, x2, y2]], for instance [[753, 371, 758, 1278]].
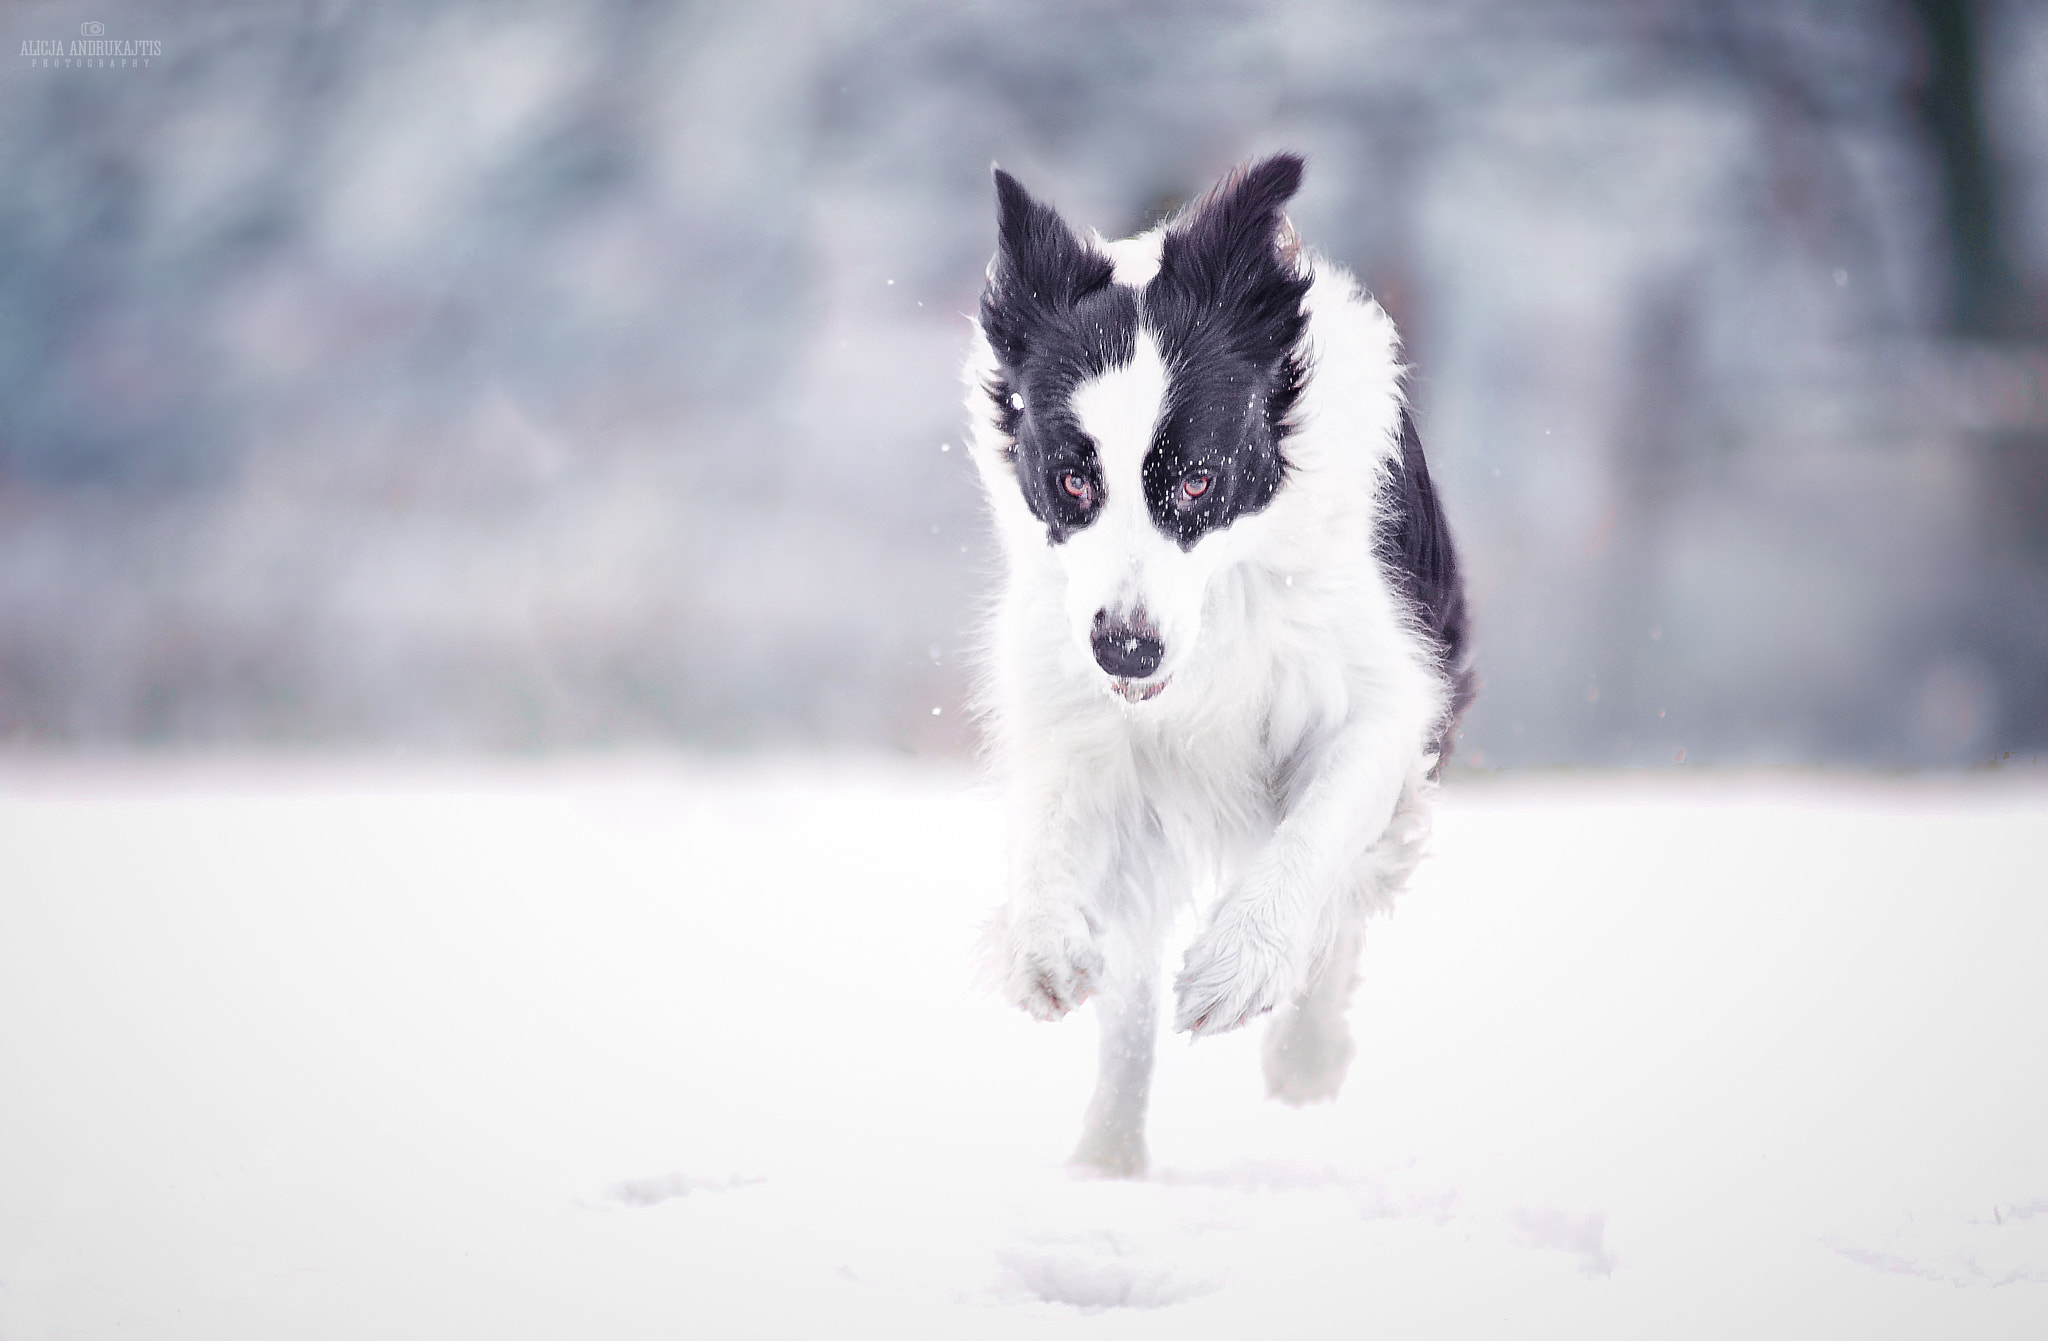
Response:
[[1173, 720, 1410, 1038], [1071, 958, 1160, 1176], [990, 769, 1115, 1022]]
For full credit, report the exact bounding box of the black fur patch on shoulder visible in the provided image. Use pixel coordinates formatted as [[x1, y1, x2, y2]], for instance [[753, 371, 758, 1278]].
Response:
[[1141, 154, 1312, 549], [979, 168, 1139, 543], [1384, 407, 1476, 765]]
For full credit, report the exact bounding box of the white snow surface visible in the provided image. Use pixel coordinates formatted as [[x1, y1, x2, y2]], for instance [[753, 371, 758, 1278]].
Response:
[[2, 756, 2045, 1338]]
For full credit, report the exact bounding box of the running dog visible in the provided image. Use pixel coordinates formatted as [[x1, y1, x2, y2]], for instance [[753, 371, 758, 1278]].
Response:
[[965, 153, 1472, 1176]]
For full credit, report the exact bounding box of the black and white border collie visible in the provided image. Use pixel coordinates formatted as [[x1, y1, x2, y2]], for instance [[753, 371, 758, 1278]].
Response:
[[965, 154, 1473, 1177]]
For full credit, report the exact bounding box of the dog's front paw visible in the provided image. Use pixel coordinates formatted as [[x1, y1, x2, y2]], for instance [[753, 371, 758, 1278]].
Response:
[[1172, 915, 1292, 1039], [996, 905, 1104, 1022]]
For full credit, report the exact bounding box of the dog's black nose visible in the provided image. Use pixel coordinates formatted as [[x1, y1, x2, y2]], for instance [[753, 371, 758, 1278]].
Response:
[[1091, 610, 1164, 679]]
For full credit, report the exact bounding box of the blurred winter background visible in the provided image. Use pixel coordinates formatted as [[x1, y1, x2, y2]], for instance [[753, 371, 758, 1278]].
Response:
[[3, 0, 2044, 768], [7, 7, 2048, 1337]]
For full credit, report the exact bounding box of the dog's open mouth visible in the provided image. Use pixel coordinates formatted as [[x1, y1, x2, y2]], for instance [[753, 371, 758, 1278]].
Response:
[[1111, 676, 1169, 704]]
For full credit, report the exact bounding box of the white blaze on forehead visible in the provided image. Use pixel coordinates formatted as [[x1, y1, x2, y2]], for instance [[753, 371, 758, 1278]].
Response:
[[1059, 327, 1179, 662], [1099, 231, 1163, 288], [1070, 326, 1168, 496]]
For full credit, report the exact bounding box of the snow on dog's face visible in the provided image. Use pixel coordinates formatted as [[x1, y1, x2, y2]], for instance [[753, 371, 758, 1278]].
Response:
[[978, 155, 1311, 703]]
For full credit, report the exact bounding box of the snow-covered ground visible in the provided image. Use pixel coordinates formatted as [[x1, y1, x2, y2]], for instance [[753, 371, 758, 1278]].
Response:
[[2, 757, 2044, 1338]]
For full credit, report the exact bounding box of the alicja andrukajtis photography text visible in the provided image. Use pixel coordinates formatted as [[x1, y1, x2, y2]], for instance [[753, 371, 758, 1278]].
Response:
[[21, 24, 162, 68]]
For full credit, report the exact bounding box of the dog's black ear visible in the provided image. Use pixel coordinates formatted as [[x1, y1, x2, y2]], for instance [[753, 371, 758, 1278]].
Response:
[[1149, 153, 1310, 372], [981, 167, 1115, 367]]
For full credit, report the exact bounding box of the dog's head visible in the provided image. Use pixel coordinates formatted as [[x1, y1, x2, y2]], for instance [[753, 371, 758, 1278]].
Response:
[[976, 154, 1311, 704]]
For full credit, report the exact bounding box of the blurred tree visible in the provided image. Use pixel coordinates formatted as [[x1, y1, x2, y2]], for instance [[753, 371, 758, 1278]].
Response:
[[1908, 0, 2048, 752], [1910, 0, 2022, 336]]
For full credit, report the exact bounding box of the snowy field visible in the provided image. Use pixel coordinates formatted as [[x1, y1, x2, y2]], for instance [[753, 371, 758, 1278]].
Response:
[[2, 756, 2045, 1339]]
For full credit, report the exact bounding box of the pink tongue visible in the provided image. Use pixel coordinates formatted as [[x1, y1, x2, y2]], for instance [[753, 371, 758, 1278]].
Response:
[[1114, 678, 1165, 703]]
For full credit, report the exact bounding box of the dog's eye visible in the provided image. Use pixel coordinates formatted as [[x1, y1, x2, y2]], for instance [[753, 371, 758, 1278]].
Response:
[[1180, 471, 1212, 501], [1060, 471, 1095, 506]]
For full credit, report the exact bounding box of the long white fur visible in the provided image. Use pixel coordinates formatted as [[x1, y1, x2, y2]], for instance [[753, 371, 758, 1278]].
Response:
[[965, 225, 1448, 1178]]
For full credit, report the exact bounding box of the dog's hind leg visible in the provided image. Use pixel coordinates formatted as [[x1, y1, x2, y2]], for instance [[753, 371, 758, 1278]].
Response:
[[1261, 789, 1429, 1104], [1261, 897, 1363, 1105]]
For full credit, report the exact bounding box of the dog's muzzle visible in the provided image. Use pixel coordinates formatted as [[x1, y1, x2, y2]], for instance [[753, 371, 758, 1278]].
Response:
[[1092, 608, 1166, 701]]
